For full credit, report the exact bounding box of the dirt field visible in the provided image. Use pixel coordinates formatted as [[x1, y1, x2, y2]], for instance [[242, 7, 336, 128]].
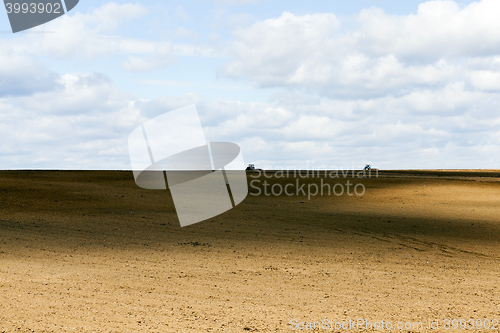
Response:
[[0, 170, 499, 332]]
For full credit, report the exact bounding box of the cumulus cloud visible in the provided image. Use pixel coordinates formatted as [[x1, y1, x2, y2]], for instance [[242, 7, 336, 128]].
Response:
[[0, 52, 61, 96], [4, 2, 215, 72], [468, 70, 500, 91], [222, 11, 341, 86], [356, 0, 500, 60], [7, 72, 129, 116], [2, 0, 500, 169], [131, 84, 500, 169], [0, 72, 143, 169], [221, 0, 500, 98], [24, 2, 149, 58], [2, 74, 500, 169]]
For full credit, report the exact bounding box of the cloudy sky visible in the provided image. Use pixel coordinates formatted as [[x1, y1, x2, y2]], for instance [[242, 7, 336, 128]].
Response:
[[1, 0, 500, 170]]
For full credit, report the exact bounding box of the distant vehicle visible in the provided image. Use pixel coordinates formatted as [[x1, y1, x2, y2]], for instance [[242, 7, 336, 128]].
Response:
[[364, 164, 378, 171], [246, 164, 262, 171]]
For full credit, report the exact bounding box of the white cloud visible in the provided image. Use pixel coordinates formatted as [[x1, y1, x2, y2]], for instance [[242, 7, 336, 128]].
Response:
[[222, 0, 500, 98], [0, 72, 142, 169], [129, 82, 500, 169], [27, 2, 149, 58], [0, 52, 61, 96], [356, 0, 500, 60], [222, 11, 341, 86], [7, 73, 125, 116], [2, 0, 500, 169], [3, 2, 216, 72], [2, 74, 500, 169], [468, 70, 500, 91]]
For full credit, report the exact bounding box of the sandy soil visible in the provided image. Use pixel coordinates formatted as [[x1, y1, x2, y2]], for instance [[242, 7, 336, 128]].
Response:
[[0, 170, 499, 332]]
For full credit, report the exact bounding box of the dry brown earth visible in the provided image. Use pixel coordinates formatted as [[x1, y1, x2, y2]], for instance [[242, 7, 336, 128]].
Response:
[[0, 170, 499, 332]]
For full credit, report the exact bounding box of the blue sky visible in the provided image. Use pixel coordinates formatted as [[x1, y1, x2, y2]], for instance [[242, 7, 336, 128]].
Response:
[[1, 0, 499, 169]]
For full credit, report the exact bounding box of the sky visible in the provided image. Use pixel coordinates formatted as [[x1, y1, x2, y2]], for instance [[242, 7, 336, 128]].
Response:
[[1, 0, 500, 170]]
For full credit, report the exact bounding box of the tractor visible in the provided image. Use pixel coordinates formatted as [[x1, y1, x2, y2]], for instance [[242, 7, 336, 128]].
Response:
[[246, 164, 262, 171], [364, 164, 378, 171]]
